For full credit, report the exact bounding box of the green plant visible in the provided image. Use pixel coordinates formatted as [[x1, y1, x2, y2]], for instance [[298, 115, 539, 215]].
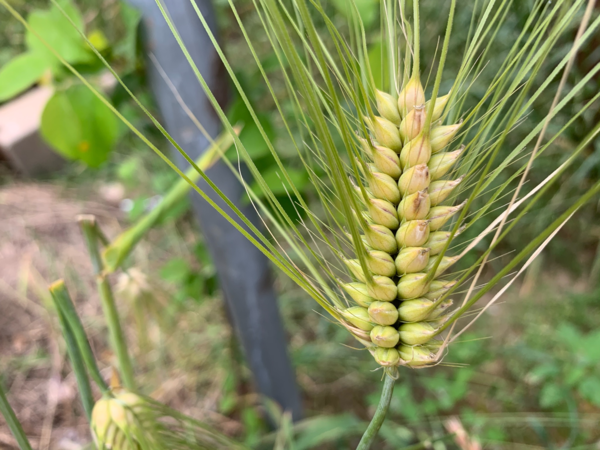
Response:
[[2, 0, 600, 449], [0, 0, 139, 167]]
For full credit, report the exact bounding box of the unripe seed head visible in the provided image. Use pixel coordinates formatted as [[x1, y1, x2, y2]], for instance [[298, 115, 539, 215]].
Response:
[[395, 247, 430, 274], [372, 145, 402, 179], [425, 255, 460, 278], [370, 325, 400, 348], [426, 91, 451, 122], [368, 198, 400, 230], [400, 134, 432, 169], [375, 89, 401, 126], [371, 116, 403, 152], [397, 273, 430, 299], [365, 224, 398, 253], [424, 279, 457, 300], [91, 391, 145, 450], [429, 178, 463, 206], [398, 190, 431, 221], [428, 147, 464, 180], [367, 250, 396, 277], [373, 347, 401, 366], [398, 322, 437, 345], [343, 306, 375, 331], [428, 201, 465, 231], [396, 220, 430, 248], [344, 258, 366, 282], [367, 276, 397, 301], [399, 106, 426, 143], [342, 282, 374, 307], [430, 123, 461, 153], [397, 298, 435, 322], [398, 76, 425, 117], [398, 164, 430, 196], [369, 172, 401, 204], [398, 344, 437, 366], [425, 231, 452, 255], [368, 301, 399, 325]]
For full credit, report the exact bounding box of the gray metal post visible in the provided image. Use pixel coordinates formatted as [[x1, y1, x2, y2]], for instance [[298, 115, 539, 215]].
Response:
[[129, 0, 303, 420]]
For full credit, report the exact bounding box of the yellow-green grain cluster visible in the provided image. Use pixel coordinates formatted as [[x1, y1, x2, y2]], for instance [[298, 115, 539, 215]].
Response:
[[91, 390, 144, 450], [341, 76, 464, 368]]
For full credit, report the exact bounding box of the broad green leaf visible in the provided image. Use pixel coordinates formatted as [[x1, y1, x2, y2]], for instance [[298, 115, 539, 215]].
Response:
[[0, 52, 49, 101], [25, 0, 91, 69], [40, 85, 118, 167]]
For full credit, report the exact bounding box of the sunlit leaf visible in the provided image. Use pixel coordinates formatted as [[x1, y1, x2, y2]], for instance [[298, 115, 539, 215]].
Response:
[[0, 52, 49, 101], [40, 85, 118, 167]]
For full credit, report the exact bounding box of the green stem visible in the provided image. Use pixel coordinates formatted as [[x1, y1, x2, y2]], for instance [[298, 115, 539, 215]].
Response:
[[0, 382, 32, 450], [356, 374, 395, 450], [55, 307, 95, 419], [102, 132, 231, 273], [79, 217, 136, 390], [49, 280, 108, 393]]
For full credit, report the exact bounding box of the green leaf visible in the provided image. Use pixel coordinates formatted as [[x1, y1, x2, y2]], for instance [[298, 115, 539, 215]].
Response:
[[578, 377, 600, 407], [565, 366, 586, 387], [0, 52, 49, 102], [528, 363, 560, 384], [556, 322, 581, 351], [539, 383, 564, 409], [40, 85, 118, 167], [581, 331, 600, 361], [25, 0, 91, 69]]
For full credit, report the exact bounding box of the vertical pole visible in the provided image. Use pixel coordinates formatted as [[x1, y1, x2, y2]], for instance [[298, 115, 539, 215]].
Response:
[[128, 0, 303, 420]]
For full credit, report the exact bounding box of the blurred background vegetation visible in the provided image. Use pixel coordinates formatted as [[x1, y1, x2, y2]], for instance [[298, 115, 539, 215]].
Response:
[[0, 0, 599, 448]]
